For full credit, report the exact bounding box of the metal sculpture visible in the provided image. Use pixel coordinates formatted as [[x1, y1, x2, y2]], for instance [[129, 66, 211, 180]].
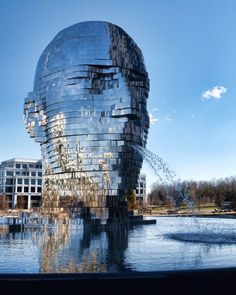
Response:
[[24, 21, 149, 224]]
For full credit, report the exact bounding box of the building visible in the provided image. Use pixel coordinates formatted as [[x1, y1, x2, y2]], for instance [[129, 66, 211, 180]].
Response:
[[0, 158, 42, 209], [136, 174, 146, 207], [24, 21, 150, 224]]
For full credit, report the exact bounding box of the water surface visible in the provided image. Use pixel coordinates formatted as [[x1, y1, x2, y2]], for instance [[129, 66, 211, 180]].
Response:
[[1, 216, 236, 273]]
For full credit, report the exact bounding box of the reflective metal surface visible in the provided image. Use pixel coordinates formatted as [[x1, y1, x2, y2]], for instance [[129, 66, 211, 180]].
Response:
[[24, 21, 149, 224]]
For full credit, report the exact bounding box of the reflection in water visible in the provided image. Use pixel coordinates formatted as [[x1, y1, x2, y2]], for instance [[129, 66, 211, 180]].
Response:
[[35, 225, 70, 273], [2, 217, 236, 273], [106, 227, 133, 272], [32, 222, 130, 273]]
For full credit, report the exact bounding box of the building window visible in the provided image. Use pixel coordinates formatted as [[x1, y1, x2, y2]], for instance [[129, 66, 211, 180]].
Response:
[[24, 179, 29, 185], [24, 187, 29, 193], [31, 187, 35, 193], [6, 163, 14, 168], [6, 187, 13, 193], [22, 172, 29, 176], [22, 164, 27, 169], [38, 172, 42, 177], [140, 189, 143, 194], [18, 178, 22, 184], [37, 187, 42, 193], [31, 179, 36, 185], [16, 164, 21, 169], [31, 172, 36, 177], [29, 164, 35, 168], [16, 171, 20, 175], [6, 171, 13, 176], [17, 187, 22, 193], [6, 178, 13, 185], [37, 179, 42, 185]]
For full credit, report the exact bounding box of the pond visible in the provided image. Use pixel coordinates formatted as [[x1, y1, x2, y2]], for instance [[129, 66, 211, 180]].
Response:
[[1, 216, 236, 273]]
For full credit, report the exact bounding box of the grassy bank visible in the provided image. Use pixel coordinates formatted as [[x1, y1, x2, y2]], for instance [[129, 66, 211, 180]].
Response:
[[141, 204, 236, 217]]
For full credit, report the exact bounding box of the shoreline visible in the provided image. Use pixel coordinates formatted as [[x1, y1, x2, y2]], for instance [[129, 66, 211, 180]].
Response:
[[143, 212, 236, 219]]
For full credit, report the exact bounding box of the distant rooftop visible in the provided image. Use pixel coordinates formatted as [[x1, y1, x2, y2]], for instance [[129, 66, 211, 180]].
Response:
[[1, 158, 41, 163]]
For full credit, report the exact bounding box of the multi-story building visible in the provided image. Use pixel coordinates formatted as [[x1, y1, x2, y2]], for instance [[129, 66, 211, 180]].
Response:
[[136, 174, 146, 207], [0, 158, 42, 209], [0, 158, 147, 210]]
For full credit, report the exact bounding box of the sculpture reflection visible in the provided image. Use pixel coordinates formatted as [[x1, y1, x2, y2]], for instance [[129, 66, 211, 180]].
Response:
[[33, 225, 130, 273], [24, 21, 149, 224]]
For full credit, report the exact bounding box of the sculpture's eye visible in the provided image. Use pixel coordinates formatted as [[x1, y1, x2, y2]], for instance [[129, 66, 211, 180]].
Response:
[[111, 112, 138, 120], [65, 71, 119, 94]]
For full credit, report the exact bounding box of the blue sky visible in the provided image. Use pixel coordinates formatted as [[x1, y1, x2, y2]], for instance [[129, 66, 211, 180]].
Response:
[[1, 0, 236, 192]]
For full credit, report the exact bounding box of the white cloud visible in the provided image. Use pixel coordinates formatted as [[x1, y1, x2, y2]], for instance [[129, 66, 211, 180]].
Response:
[[149, 113, 158, 124], [164, 115, 173, 122], [152, 107, 159, 112], [202, 86, 227, 100]]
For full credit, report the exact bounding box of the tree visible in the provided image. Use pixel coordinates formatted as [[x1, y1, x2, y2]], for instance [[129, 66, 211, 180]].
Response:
[[127, 190, 136, 211], [17, 194, 25, 209], [0, 194, 9, 211]]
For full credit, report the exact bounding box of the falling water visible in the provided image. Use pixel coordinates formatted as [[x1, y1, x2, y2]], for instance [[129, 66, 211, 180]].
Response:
[[128, 145, 236, 244], [129, 144, 197, 215], [129, 144, 176, 184]]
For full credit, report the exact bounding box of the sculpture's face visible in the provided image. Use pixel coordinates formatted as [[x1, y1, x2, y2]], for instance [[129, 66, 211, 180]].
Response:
[[24, 22, 149, 220], [25, 22, 149, 144], [25, 64, 149, 145]]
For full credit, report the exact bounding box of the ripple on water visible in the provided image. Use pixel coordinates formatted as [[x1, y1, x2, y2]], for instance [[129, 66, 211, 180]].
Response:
[[165, 232, 236, 244]]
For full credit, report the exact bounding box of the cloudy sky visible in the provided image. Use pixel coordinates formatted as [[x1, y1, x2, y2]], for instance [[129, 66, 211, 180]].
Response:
[[1, 0, 236, 192]]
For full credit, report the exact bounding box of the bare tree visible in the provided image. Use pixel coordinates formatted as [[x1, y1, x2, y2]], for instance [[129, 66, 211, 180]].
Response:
[[17, 194, 25, 209], [148, 176, 236, 209], [0, 194, 9, 211]]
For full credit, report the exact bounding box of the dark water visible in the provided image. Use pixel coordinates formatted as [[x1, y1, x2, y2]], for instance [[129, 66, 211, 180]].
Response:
[[1, 216, 236, 273]]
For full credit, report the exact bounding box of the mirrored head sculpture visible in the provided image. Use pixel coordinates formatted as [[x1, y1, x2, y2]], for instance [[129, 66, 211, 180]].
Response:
[[24, 21, 149, 224]]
